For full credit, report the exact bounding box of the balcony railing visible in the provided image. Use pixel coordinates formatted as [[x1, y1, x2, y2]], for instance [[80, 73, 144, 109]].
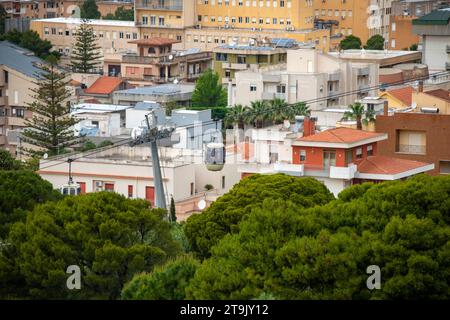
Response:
[[238, 162, 304, 176], [329, 164, 357, 180], [135, 0, 183, 11], [222, 62, 248, 70], [398, 144, 426, 155]]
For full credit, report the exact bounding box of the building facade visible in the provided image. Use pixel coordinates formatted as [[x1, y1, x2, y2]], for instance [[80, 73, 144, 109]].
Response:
[[233, 48, 379, 109], [376, 111, 450, 175], [413, 8, 450, 71]]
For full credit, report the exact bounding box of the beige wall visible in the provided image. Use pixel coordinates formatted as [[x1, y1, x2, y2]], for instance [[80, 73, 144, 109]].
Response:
[[413, 92, 450, 114]]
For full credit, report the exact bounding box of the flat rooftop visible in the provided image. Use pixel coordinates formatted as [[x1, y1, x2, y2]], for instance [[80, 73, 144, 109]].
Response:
[[115, 84, 195, 96], [71, 103, 131, 114], [32, 17, 136, 27]]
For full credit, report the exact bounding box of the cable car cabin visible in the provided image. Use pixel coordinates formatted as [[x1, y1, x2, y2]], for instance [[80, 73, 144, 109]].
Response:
[[60, 184, 81, 196], [205, 142, 225, 171]]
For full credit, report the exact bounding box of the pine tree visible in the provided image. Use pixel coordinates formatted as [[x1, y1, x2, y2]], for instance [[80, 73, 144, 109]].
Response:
[[169, 197, 177, 223], [21, 56, 80, 157], [70, 19, 102, 73]]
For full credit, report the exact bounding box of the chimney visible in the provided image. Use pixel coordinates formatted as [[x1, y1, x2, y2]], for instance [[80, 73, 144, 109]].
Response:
[[418, 80, 424, 93], [383, 100, 389, 116], [303, 116, 317, 137]]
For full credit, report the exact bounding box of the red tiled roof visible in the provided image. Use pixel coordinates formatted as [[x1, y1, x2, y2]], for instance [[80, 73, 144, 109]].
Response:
[[128, 37, 180, 46], [387, 86, 413, 106], [297, 127, 384, 143], [424, 89, 450, 103], [84, 77, 123, 95], [358, 156, 431, 175]]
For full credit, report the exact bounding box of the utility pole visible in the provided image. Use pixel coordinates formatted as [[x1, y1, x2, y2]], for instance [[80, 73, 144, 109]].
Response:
[[130, 111, 175, 210]]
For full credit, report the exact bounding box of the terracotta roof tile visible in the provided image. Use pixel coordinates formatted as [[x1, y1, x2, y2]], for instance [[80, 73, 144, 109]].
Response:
[[84, 77, 123, 95], [358, 156, 431, 175], [387, 86, 413, 106], [128, 37, 180, 46], [424, 89, 450, 103], [296, 127, 384, 143]]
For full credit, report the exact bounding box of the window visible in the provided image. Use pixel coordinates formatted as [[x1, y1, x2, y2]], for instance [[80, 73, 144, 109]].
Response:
[[142, 16, 148, 25], [119, 32, 124, 39], [190, 182, 194, 196], [280, 0, 284, 7], [150, 15, 156, 25], [440, 161, 450, 175], [215, 53, 227, 61], [397, 130, 426, 155], [51, 27, 56, 35], [367, 145, 373, 156], [104, 183, 114, 192], [356, 147, 362, 159], [128, 185, 133, 198], [300, 150, 306, 161], [222, 176, 226, 189], [250, 84, 257, 91], [159, 16, 165, 25], [44, 27, 49, 35], [237, 55, 246, 64]]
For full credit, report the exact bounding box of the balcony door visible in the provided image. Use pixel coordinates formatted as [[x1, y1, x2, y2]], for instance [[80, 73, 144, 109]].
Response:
[[323, 150, 336, 169]]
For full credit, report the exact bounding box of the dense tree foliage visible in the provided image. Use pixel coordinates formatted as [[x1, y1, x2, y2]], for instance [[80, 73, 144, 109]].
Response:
[[1, 30, 59, 59], [185, 174, 334, 259], [186, 175, 450, 299], [0, 192, 181, 299], [80, 0, 101, 19], [191, 69, 227, 109], [121, 255, 200, 300], [104, 6, 134, 21], [339, 35, 362, 50], [0, 170, 61, 239], [0, 149, 21, 170], [364, 34, 385, 50], [0, 4, 6, 35]]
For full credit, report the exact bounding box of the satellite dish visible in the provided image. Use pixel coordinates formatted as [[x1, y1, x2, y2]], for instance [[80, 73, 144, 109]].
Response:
[[173, 78, 179, 84], [168, 54, 174, 60], [43, 153, 48, 159], [198, 199, 206, 210]]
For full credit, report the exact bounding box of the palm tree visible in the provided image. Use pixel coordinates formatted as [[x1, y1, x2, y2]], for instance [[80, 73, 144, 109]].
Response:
[[225, 104, 247, 129], [248, 100, 268, 128], [342, 102, 365, 130], [290, 102, 311, 121], [268, 98, 288, 124], [363, 108, 376, 127]]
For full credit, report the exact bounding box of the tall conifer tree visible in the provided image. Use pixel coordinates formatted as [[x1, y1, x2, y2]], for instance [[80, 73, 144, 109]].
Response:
[[21, 56, 80, 157], [70, 19, 102, 73]]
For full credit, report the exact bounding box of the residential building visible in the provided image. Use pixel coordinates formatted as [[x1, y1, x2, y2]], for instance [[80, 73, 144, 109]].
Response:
[[72, 103, 132, 137], [0, 41, 41, 156], [380, 86, 414, 109], [38, 144, 241, 217], [103, 38, 212, 85], [233, 48, 379, 109], [412, 8, 450, 71], [376, 111, 450, 175], [213, 38, 293, 86], [134, 0, 331, 51], [388, 0, 449, 50], [238, 118, 434, 196], [112, 83, 195, 107], [413, 87, 450, 114], [80, 76, 129, 103], [30, 17, 140, 65]]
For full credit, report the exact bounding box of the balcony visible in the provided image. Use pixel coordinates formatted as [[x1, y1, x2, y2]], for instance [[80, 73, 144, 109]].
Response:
[[328, 72, 340, 82], [357, 67, 370, 76], [262, 74, 281, 82], [0, 116, 27, 127], [398, 144, 426, 155], [135, 0, 183, 11], [329, 164, 357, 180], [273, 163, 304, 177], [143, 75, 176, 83], [222, 62, 248, 70]]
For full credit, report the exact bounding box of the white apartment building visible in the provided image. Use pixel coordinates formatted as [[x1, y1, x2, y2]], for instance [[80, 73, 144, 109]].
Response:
[[38, 145, 241, 215], [233, 48, 379, 110]]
